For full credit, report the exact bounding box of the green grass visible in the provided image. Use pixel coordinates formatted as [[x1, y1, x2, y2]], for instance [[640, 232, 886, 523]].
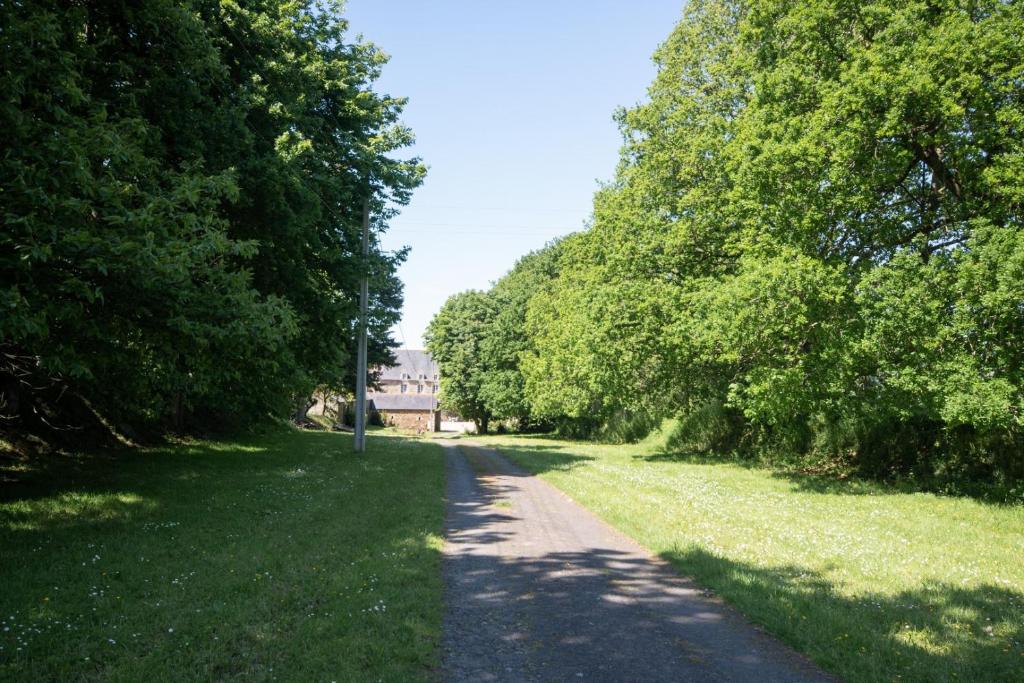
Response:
[[0, 428, 445, 682], [477, 432, 1024, 683]]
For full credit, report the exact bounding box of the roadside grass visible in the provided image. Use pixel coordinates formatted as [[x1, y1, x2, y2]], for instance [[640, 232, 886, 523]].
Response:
[[477, 432, 1024, 683], [0, 428, 445, 682], [375, 427, 466, 441]]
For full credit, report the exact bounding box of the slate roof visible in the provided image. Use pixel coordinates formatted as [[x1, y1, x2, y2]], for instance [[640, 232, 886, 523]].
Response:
[[368, 394, 438, 411], [379, 349, 438, 382]]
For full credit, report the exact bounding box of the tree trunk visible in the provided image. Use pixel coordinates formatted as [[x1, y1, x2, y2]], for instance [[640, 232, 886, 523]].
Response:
[[294, 396, 308, 422], [0, 375, 20, 422], [293, 394, 315, 422], [172, 389, 185, 433]]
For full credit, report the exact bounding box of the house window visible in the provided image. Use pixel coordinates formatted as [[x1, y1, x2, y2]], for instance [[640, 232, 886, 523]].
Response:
[[401, 384, 407, 393], [419, 374, 426, 380], [417, 384, 423, 394], [432, 385, 438, 393], [433, 374, 438, 381]]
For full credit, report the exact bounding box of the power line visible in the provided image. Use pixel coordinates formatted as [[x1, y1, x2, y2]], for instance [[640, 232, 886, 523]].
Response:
[[396, 321, 409, 349]]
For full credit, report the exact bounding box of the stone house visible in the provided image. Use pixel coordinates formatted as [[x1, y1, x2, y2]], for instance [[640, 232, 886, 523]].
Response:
[[374, 349, 440, 396], [368, 394, 441, 432], [368, 349, 441, 432]]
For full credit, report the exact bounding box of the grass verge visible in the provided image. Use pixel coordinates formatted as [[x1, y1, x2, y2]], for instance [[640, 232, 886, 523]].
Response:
[[1, 428, 445, 681], [477, 432, 1024, 683]]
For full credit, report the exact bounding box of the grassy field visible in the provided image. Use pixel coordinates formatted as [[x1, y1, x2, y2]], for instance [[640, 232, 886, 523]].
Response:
[[478, 432, 1024, 683], [0, 429, 445, 682]]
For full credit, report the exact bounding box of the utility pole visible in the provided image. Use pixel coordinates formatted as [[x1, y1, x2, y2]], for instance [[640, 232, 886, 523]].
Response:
[[354, 192, 370, 453]]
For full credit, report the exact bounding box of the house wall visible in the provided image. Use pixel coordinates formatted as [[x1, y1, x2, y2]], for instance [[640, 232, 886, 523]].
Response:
[[376, 379, 439, 396], [379, 409, 439, 432]]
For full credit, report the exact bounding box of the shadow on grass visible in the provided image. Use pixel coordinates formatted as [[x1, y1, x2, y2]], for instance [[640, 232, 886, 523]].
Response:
[[468, 441, 596, 476], [638, 447, 1022, 504], [766, 469, 921, 497], [482, 432, 563, 441], [770, 469, 1024, 505], [0, 429, 349, 524], [1, 429, 448, 680], [642, 448, 897, 497], [659, 546, 1024, 681], [639, 448, 756, 467]]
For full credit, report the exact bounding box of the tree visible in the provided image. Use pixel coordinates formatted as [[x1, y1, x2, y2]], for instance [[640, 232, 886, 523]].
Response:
[[0, 0, 422, 438], [425, 291, 496, 433], [477, 241, 565, 428], [513, 0, 1024, 482], [521, 0, 748, 433]]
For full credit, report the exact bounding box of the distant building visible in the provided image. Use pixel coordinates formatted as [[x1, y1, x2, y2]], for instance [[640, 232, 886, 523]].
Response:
[[368, 349, 441, 432]]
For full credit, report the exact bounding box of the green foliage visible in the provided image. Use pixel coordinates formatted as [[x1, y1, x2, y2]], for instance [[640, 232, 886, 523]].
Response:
[[1, 1, 422, 435], [426, 242, 564, 432], [478, 244, 563, 426], [440, 0, 1024, 484], [425, 290, 496, 432]]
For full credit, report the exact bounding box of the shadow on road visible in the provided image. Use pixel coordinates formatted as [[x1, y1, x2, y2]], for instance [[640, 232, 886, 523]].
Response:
[[444, 442, 1024, 682], [442, 444, 834, 683], [462, 441, 595, 477]]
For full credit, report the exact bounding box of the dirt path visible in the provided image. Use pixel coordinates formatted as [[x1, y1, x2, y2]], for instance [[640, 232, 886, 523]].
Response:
[[440, 442, 835, 683]]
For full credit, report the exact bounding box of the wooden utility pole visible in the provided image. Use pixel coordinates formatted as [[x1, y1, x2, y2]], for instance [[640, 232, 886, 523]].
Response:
[[354, 193, 370, 453]]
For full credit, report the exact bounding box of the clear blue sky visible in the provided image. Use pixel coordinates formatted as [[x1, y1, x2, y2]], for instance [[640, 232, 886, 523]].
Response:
[[344, 1, 685, 348]]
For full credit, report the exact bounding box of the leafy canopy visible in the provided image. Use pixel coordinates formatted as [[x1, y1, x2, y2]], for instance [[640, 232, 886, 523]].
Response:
[[1, 0, 424, 435]]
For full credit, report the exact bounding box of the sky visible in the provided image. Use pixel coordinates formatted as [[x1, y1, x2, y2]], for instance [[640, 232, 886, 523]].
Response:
[[344, 1, 685, 348]]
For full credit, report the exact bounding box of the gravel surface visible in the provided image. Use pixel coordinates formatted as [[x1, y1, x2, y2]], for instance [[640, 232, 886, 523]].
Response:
[[440, 442, 836, 683]]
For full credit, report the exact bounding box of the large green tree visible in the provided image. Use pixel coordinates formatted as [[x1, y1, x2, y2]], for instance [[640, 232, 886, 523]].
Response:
[[1, 0, 422, 437], [425, 290, 496, 433], [522, 0, 748, 431], [477, 242, 564, 428], [520, 0, 1023, 482], [425, 241, 565, 432]]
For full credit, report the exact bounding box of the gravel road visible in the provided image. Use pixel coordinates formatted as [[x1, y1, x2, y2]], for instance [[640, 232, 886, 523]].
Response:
[[440, 441, 835, 683]]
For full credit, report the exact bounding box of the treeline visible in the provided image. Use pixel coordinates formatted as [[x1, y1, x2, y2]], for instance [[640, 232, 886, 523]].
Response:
[[427, 243, 563, 435], [429, 0, 1024, 487], [1, 1, 422, 440]]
